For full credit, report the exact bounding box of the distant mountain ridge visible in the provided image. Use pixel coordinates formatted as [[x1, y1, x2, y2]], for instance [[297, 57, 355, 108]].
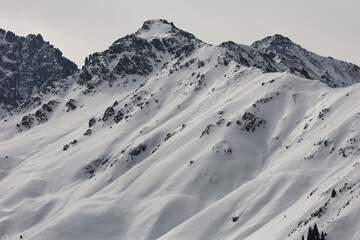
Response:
[[0, 28, 77, 115], [77, 19, 360, 91], [252, 34, 360, 87]]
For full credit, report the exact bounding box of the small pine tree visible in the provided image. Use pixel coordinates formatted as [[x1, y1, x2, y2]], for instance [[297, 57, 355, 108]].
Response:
[[307, 226, 314, 240], [320, 231, 326, 240], [313, 223, 320, 239], [302, 224, 326, 240]]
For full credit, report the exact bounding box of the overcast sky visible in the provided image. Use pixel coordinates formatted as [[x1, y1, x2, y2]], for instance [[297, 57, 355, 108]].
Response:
[[1, 0, 359, 67]]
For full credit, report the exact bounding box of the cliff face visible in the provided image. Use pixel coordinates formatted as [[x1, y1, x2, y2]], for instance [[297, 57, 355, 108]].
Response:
[[0, 29, 77, 114]]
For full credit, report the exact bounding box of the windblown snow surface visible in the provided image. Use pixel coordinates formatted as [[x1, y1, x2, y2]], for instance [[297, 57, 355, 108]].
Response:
[[0, 20, 360, 240]]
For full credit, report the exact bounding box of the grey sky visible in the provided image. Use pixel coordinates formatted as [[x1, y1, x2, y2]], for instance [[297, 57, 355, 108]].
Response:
[[1, 0, 359, 67]]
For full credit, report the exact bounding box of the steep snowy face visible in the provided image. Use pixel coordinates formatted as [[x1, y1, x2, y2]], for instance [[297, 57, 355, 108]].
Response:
[[0, 29, 77, 114], [135, 19, 196, 40], [252, 34, 360, 87]]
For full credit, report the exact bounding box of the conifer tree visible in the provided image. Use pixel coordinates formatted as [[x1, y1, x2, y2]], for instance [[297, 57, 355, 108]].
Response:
[[320, 231, 326, 240], [313, 223, 320, 239], [307, 226, 314, 240], [302, 223, 326, 240], [331, 189, 337, 198]]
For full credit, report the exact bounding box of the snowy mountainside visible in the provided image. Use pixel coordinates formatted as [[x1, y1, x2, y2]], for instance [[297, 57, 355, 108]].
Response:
[[252, 34, 360, 87], [0, 29, 77, 115], [1, 20, 360, 240]]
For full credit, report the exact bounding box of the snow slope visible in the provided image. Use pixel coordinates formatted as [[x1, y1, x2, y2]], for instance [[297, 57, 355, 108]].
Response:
[[0, 20, 360, 240], [252, 34, 360, 87]]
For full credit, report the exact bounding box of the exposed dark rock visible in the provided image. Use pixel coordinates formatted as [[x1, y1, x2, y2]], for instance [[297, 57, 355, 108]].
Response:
[[79, 69, 92, 83], [331, 189, 337, 198], [35, 108, 48, 123], [84, 164, 95, 175], [175, 43, 196, 58], [114, 55, 153, 76], [13, 96, 42, 113], [197, 61, 205, 68], [151, 38, 166, 52], [15, 99, 58, 130], [200, 124, 215, 137], [300, 68, 311, 79], [65, 99, 77, 112], [319, 108, 330, 119], [102, 107, 115, 121], [240, 112, 266, 132], [216, 118, 225, 126], [20, 115, 34, 129], [83, 157, 111, 178], [114, 110, 124, 123], [63, 140, 77, 151], [63, 144, 69, 151], [0, 29, 77, 113], [88, 117, 96, 127], [84, 129, 92, 136], [129, 143, 147, 156], [164, 132, 175, 141]]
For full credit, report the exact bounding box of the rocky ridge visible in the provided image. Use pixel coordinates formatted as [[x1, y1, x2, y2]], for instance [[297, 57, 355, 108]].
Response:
[[252, 34, 360, 87], [0, 29, 77, 114]]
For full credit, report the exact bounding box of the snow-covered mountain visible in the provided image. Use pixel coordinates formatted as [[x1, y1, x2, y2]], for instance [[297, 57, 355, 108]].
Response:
[[252, 34, 360, 87], [0, 29, 77, 115], [1, 19, 360, 240]]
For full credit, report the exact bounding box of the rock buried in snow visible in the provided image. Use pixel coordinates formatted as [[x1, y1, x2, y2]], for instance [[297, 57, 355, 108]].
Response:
[[88, 117, 96, 127], [114, 110, 124, 123], [240, 112, 266, 132], [65, 99, 77, 112], [102, 107, 115, 121], [84, 129, 92, 136], [129, 144, 147, 156], [63, 139, 78, 151]]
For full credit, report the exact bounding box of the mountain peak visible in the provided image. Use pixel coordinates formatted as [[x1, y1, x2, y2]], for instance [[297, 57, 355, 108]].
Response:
[[27, 33, 44, 42], [135, 19, 195, 40], [141, 19, 175, 30], [252, 34, 360, 87], [251, 34, 295, 49], [271, 34, 292, 42], [135, 19, 176, 39]]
